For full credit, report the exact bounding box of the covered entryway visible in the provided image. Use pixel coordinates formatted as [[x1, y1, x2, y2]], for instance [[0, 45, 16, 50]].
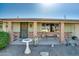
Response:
[[20, 22, 28, 38], [9, 21, 65, 45]]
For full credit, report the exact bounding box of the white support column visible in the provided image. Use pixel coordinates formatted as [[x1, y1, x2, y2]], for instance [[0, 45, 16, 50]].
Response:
[[33, 22, 37, 37], [60, 21, 65, 43], [33, 22, 38, 45], [3, 22, 7, 32], [7, 21, 13, 42]]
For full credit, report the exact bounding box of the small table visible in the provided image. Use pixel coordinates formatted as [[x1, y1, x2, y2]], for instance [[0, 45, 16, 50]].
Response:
[[22, 38, 32, 54]]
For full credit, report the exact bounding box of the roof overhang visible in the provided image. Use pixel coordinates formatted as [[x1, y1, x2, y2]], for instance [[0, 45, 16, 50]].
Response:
[[0, 18, 79, 23]]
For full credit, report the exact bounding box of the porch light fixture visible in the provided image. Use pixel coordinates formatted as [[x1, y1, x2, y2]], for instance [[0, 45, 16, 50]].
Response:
[[30, 23, 32, 27]]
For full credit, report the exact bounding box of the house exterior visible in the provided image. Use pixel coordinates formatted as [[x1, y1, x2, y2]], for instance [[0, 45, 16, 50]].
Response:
[[0, 18, 79, 43]]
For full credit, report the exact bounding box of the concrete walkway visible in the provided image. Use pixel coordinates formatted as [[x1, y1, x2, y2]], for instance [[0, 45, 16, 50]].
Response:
[[0, 45, 79, 56]]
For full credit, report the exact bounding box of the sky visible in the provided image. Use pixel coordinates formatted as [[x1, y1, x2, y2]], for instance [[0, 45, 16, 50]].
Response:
[[0, 3, 79, 19]]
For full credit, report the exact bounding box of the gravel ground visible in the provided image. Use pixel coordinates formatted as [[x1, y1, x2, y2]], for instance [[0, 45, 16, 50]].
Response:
[[0, 45, 79, 56]]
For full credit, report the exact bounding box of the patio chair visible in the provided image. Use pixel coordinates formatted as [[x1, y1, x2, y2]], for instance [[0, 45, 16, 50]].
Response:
[[65, 36, 78, 46]]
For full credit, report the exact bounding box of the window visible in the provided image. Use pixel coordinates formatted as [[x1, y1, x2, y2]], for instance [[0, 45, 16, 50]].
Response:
[[42, 23, 59, 32], [42, 23, 50, 32]]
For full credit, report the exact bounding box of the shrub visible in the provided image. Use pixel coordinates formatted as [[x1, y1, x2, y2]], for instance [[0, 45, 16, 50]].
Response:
[[0, 31, 10, 49]]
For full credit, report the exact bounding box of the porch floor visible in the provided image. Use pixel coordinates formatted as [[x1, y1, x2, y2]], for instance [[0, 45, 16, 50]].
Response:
[[11, 37, 61, 45], [11, 37, 79, 46]]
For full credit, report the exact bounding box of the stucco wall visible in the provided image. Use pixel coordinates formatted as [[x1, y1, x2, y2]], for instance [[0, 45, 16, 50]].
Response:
[[12, 22, 20, 32], [28, 22, 42, 32], [12, 23, 78, 33], [64, 24, 75, 32], [12, 22, 42, 33], [64, 23, 79, 38], [37, 23, 42, 32], [28, 22, 33, 32], [74, 24, 79, 38]]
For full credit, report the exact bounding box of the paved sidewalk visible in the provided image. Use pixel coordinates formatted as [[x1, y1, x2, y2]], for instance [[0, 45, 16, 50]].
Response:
[[0, 45, 79, 56]]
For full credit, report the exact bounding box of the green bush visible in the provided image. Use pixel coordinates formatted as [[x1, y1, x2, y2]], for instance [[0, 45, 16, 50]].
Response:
[[0, 31, 10, 49]]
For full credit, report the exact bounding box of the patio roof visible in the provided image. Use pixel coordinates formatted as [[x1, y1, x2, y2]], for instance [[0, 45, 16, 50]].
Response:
[[0, 18, 79, 21]]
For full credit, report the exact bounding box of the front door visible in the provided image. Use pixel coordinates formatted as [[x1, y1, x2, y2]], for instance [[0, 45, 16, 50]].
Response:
[[20, 22, 28, 38]]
